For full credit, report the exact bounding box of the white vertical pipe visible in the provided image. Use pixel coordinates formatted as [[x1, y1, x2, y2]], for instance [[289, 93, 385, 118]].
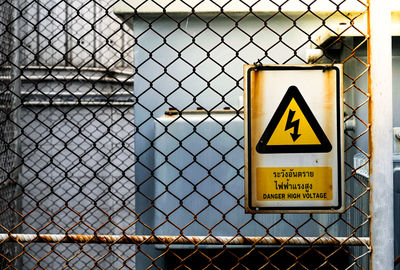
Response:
[[368, 0, 394, 269]]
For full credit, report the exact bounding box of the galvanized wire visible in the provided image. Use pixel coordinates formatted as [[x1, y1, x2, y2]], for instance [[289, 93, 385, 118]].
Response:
[[0, 0, 372, 269]]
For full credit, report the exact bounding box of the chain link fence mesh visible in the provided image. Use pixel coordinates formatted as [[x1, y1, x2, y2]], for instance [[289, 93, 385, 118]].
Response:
[[0, 0, 371, 269]]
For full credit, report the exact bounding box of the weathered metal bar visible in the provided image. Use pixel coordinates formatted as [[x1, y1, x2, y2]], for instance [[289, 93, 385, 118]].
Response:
[[0, 233, 370, 246], [22, 101, 135, 106], [20, 75, 133, 83], [368, 0, 394, 269], [20, 65, 134, 75]]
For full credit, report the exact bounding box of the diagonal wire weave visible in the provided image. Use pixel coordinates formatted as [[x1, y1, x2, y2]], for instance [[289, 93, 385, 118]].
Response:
[[0, 0, 372, 269]]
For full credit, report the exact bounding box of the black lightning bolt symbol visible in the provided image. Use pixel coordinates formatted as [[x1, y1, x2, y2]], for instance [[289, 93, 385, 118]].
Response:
[[285, 109, 301, 142]]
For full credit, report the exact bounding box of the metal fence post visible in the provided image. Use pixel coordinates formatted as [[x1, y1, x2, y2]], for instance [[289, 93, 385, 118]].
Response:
[[368, 0, 394, 269]]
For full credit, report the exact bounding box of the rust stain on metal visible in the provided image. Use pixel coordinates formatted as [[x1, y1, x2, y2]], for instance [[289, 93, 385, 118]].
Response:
[[250, 68, 266, 169], [322, 67, 335, 138], [395, 255, 400, 266]]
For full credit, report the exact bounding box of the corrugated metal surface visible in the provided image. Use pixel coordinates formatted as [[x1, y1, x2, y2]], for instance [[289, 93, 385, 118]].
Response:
[[0, 0, 21, 268], [14, 0, 135, 268], [19, 0, 133, 69], [18, 105, 135, 269]]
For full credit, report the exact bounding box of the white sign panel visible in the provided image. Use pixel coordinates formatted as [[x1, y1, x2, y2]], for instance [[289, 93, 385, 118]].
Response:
[[244, 65, 344, 213]]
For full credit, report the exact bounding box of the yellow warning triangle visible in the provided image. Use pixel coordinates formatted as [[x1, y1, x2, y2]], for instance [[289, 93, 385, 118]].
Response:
[[256, 86, 332, 153], [266, 98, 321, 146]]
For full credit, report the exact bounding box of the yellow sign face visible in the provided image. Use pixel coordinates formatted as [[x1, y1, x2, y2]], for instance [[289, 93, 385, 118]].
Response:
[[266, 98, 321, 146], [256, 167, 333, 201]]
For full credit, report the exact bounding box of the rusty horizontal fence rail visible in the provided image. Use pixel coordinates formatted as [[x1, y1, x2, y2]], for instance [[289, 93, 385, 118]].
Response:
[[21, 101, 136, 106], [0, 233, 370, 246]]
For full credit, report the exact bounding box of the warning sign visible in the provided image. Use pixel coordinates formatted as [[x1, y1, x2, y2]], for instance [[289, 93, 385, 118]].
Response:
[[256, 167, 333, 201], [256, 85, 332, 153], [244, 65, 344, 213]]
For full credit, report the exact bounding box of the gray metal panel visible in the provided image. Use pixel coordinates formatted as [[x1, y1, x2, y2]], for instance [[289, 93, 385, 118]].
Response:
[[393, 37, 400, 127], [19, 105, 135, 269], [68, 0, 95, 67], [38, 0, 67, 66], [393, 55, 400, 127], [132, 14, 324, 237], [395, 164, 400, 270], [18, 0, 133, 69], [153, 111, 323, 237]]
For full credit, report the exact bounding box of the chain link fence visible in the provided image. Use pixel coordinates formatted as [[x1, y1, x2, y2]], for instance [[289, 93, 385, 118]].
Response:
[[0, 0, 372, 269]]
